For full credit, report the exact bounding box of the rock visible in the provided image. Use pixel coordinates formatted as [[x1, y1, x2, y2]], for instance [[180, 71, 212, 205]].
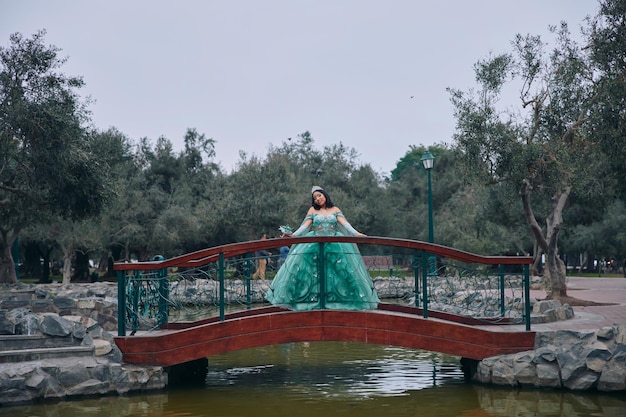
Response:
[[0, 310, 15, 334], [77, 299, 97, 310], [597, 326, 614, 340], [512, 352, 536, 385], [52, 297, 75, 309], [534, 346, 557, 362], [533, 300, 561, 314], [66, 379, 109, 396], [64, 315, 98, 330], [25, 368, 47, 389], [42, 374, 66, 399], [598, 351, 626, 391], [558, 348, 586, 383], [18, 313, 41, 336], [615, 324, 626, 344], [39, 314, 73, 336], [556, 305, 574, 320], [93, 338, 113, 356], [475, 358, 494, 383], [563, 370, 598, 390], [583, 342, 612, 372], [56, 361, 91, 387], [535, 363, 561, 388], [491, 358, 516, 386]]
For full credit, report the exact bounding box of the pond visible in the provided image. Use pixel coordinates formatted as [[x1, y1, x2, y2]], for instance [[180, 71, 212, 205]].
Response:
[[2, 342, 624, 417]]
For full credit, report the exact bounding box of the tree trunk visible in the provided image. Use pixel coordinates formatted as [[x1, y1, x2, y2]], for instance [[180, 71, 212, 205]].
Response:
[[62, 245, 73, 287], [40, 248, 52, 284], [0, 230, 18, 284], [578, 252, 587, 275], [520, 179, 571, 300], [72, 250, 90, 282], [531, 241, 543, 276], [543, 245, 568, 298], [105, 245, 123, 277]]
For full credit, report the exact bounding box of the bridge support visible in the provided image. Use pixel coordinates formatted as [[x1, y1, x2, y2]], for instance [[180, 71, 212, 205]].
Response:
[[166, 357, 209, 387], [460, 357, 479, 381]]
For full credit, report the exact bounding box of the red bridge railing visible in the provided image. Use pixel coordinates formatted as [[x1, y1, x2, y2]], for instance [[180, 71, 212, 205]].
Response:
[[113, 236, 533, 337]]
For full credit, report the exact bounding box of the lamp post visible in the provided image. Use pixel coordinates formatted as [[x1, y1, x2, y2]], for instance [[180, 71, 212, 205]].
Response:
[[420, 151, 436, 275]]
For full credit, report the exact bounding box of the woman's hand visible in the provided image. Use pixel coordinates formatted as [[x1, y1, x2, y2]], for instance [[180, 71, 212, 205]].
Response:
[[279, 225, 294, 237]]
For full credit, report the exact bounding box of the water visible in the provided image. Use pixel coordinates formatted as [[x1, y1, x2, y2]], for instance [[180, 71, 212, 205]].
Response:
[[2, 342, 625, 417]]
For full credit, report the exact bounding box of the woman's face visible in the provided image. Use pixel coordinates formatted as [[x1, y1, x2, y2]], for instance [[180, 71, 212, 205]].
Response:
[[313, 191, 326, 207]]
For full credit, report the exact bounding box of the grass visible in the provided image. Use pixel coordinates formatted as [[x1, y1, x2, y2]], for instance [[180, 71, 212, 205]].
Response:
[[566, 271, 624, 278]]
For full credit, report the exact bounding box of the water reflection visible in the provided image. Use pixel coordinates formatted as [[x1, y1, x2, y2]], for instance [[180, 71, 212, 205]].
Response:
[[203, 342, 465, 397], [1, 342, 625, 417], [474, 385, 626, 417]]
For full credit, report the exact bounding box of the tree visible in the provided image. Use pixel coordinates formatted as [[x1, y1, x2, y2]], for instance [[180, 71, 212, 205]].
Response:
[[448, 21, 602, 300], [97, 128, 222, 262], [0, 31, 108, 283], [587, 0, 626, 199]]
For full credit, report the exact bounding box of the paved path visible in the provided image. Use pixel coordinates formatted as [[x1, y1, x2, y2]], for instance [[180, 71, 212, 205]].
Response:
[[489, 277, 626, 333]]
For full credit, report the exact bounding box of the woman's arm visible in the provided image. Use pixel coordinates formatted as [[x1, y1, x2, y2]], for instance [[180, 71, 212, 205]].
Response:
[[283, 215, 313, 237], [336, 211, 366, 236]]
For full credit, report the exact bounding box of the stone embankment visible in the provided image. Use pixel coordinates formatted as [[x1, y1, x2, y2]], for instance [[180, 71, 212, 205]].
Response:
[[0, 283, 166, 406], [1, 279, 624, 407], [470, 324, 626, 391]]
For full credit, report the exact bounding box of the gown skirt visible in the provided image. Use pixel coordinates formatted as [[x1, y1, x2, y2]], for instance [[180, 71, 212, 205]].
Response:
[[265, 213, 380, 311]]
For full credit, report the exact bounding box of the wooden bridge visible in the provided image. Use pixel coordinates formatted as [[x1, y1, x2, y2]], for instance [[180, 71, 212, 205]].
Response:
[[113, 236, 535, 367], [114, 304, 536, 366]]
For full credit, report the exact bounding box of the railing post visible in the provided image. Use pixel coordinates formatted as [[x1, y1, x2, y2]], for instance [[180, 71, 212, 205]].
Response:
[[524, 264, 531, 331], [131, 270, 140, 334], [499, 264, 505, 318], [153, 255, 168, 328], [117, 271, 126, 337], [318, 243, 326, 309], [245, 252, 252, 309], [421, 250, 429, 318], [413, 250, 420, 308], [219, 253, 225, 321], [158, 266, 169, 327]]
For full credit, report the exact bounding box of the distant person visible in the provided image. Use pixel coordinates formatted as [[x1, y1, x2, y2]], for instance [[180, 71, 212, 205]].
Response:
[[251, 233, 271, 280], [278, 246, 290, 269]]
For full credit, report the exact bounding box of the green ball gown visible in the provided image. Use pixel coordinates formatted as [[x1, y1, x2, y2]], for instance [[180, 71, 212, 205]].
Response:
[[266, 212, 380, 311]]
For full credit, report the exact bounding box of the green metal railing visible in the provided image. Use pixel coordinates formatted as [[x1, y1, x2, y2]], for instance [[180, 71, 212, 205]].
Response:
[[114, 236, 533, 336]]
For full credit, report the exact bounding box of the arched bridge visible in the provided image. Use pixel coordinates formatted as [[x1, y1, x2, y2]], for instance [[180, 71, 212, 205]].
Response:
[[114, 305, 535, 367], [113, 236, 535, 366]]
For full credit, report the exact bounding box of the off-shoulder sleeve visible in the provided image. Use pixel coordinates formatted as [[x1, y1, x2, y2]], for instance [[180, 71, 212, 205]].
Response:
[[293, 215, 314, 236], [336, 212, 360, 236]]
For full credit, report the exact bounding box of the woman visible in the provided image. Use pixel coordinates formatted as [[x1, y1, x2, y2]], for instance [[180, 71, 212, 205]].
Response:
[[266, 186, 379, 311]]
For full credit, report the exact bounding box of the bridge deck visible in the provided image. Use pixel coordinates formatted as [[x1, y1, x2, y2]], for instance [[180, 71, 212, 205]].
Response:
[[114, 305, 536, 366]]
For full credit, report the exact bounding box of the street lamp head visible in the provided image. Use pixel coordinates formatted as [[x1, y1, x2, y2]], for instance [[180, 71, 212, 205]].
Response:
[[420, 151, 435, 170]]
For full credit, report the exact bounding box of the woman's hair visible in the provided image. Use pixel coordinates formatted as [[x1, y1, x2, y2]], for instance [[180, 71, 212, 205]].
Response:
[[311, 188, 335, 210]]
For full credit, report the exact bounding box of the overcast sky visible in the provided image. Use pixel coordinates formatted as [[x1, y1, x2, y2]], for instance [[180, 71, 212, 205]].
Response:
[[1, 1, 597, 175]]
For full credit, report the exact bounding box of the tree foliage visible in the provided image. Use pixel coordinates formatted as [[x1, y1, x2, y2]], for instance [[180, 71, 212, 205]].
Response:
[[447, 1, 626, 297], [0, 30, 109, 283], [587, 0, 626, 199], [447, 22, 598, 298]]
